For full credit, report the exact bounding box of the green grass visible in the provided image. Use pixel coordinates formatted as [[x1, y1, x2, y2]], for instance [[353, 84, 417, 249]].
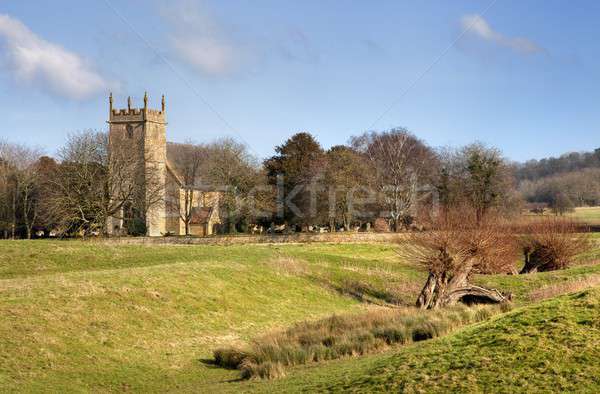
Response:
[[569, 206, 600, 224], [0, 240, 419, 392], [523, 206, 600, 224], [1, 239, 600, 392], [239, 288, 600, 393]]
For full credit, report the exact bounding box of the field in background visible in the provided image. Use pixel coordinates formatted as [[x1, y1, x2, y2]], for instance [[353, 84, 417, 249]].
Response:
[[569, 206, 600, 224], [522, 206, 600, 225], [0, 240, 600, 392]]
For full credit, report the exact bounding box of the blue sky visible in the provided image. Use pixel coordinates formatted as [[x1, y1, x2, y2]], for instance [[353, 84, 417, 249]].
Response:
[[0, 0, 599, 162]]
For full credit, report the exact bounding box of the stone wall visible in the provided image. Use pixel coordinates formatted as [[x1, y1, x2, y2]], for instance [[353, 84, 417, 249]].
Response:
[[106, 232, 405, 246]]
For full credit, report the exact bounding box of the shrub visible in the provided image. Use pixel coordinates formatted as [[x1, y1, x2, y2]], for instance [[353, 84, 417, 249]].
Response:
[[126, 217, 146, 236], [519, 218, 591, 274]]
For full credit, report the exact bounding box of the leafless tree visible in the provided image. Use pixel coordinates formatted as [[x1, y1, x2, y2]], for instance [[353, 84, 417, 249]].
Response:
[[324, 145, 376, 231], [168, 141, 209, 235], [0, 141, 43, 239], [45, 131, 108, 235], [352, 128, 437, 231], [204, 138, 269, 233], [438, 144, 517, 223], [46, 130, 164, 236]]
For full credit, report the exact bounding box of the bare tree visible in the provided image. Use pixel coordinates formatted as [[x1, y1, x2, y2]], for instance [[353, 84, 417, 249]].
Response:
[[204, 138, 267, 233], [401, 207, 516, 309], [168, 141, 208, 235], [0, 141, 43, 239], [46, 131, 108, 235], [46, 130, 164, 236], [324, 145, 375, 231], [352, 128, 436, 231]]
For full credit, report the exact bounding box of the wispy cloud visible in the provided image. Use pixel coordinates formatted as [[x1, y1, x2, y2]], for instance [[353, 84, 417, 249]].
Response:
[[461, 14, 543, 55], [278, 28, 319, 64], [0, 14, 113, 100], [164, 2, 236, 76]]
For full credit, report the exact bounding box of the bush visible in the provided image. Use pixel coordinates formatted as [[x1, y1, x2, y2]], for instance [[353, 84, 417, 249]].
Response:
[[126, 217, 146, 236], [519, 218, 591, 274]]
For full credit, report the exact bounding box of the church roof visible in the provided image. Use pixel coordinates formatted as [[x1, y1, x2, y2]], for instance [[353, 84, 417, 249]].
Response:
[[189, 207, 214, 224], [165, 159, 184, 186], [165, 142, 214, 189]]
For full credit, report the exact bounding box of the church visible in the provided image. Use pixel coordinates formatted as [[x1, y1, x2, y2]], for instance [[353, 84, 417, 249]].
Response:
[[106, 93, 221, 237]]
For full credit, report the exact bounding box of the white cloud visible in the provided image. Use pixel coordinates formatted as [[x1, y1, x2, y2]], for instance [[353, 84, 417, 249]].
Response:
[[461, 14, 543, 55], [171, 36, 234, 76], [0, 14, 112, 100], [164, 2, 236, 76]]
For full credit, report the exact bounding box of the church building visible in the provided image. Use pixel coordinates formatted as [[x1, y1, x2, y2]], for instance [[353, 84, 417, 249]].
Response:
[[106, 93, 221, 236]]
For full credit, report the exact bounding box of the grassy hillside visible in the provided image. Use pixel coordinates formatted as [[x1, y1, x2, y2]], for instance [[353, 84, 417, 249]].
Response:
[[241, 288, 600, 393], [0, 240, 418, 392], [1, 240, 599, 392]]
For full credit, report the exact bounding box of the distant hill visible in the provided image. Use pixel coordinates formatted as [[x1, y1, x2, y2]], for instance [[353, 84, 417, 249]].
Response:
[[516, 149, 600, 207], [516, 149, 600, 181]]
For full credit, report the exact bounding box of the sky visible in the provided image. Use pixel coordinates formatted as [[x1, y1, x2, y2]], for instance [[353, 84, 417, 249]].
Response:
[[0, 0, 599, 162]]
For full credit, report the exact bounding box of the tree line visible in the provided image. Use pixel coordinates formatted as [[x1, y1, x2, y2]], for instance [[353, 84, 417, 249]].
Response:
[[515, 149, 600, 181], [514, 148, 600, 213], [1, 127, 522, 238]]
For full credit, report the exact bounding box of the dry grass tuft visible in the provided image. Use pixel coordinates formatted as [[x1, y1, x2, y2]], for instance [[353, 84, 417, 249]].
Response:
[[212, 303, 507, 379], [529, 275, 600, 301], [265, 257, 310, 276]]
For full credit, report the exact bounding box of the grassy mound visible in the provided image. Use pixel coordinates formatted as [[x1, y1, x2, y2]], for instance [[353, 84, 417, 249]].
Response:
[[213, 304, 506, 379], [243, 287, 600, 393]]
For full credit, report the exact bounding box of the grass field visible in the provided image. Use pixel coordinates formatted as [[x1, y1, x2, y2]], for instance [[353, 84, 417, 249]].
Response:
[[1, 240, 600, 392], [523, 206, 600, 225], [569, 206, 600, 224]]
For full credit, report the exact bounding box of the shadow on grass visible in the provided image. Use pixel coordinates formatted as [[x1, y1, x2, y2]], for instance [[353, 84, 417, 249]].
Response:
[[198, 358, 246, 383], [311, 276, 414, 307]]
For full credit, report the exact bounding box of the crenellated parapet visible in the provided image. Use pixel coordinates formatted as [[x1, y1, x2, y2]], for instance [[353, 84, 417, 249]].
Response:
[[108, 92, 167, 124]]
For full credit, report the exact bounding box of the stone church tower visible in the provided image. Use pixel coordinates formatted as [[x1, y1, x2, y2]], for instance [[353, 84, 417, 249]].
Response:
[[106, 93, 167, 236]]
